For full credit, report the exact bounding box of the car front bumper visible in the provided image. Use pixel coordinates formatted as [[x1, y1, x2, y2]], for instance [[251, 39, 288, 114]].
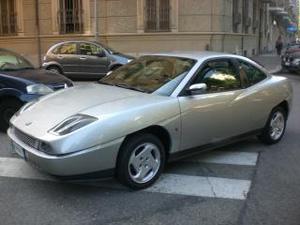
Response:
[[7, 127, 123, 177]]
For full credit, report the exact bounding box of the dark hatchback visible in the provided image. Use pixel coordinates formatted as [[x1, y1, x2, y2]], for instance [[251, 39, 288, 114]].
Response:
[[281, 43, 300, 73], [42, 41, 134, 79], [0, 48, 73, 131]]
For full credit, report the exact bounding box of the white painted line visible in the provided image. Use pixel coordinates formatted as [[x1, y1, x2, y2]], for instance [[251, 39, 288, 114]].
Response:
[[0, 157, 54, 181], [0, 157, 251, 200], [147, 174, 251, 200], [184, 151, 258, 166]]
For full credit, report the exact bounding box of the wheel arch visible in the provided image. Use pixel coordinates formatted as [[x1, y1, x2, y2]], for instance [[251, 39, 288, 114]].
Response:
[[276, 100, 289, 117], [118, 125, 172, 162], [45, 63, 64, 73]]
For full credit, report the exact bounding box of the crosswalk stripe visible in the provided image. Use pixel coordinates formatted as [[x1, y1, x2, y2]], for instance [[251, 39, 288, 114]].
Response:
[[184, 151, 258, 166], [0, 157, 54, 181], [0, 157, 251, 200], [147, 174, 251, 200]]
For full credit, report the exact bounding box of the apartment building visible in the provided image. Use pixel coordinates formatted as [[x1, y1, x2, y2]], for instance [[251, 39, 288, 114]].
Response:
[[0, 0, 298, 66]]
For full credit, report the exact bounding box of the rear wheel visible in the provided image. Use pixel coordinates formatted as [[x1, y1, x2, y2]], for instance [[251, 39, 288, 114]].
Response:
[[47, 65, 62, 75], [116, 133, 165, 189], [0, 99, 23, 132], [258, 106, 287, 145]]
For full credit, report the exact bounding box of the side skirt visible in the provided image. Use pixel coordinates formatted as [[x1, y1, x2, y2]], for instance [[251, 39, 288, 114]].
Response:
[[168, 129, 263, 162]]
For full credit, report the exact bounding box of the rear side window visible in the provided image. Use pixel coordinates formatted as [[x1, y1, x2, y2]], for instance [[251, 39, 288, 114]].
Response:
[[238, 60, 267, 87], [52, 43, 77, 55], [193, 59, 241, 93]]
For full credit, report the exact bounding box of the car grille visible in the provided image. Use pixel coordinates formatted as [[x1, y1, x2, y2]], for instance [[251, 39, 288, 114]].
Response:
[[13, 127, 40, 150]]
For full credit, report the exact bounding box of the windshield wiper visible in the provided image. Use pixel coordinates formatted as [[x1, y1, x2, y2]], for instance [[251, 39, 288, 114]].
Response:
[[114, 83, 146, 93], [98, 80, 114, 86]]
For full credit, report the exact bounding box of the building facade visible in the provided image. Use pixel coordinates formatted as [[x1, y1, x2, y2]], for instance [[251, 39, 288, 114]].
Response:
[[0, 0, 298, 66]]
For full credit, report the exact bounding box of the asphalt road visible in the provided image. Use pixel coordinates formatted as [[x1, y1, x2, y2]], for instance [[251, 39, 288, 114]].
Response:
[[0, 72, 299, 225]]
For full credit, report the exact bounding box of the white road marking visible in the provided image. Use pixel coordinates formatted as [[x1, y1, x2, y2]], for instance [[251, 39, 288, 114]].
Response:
[[147, 174, 251, 200], [0, 157, 54, 181], [185, 151, 258, 166], [0, 157, 252, 200]]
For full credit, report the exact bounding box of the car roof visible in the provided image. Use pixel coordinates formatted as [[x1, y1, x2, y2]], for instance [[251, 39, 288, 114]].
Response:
[[146, 51, 249, 61], [144, 51, 269, 74]]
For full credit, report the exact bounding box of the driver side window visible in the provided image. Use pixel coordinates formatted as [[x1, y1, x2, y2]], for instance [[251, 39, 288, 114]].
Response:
[[193, 59, 241, 93], [78, 43, 104, 56]]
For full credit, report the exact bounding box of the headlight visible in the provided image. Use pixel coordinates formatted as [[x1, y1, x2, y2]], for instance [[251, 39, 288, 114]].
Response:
[[26, 84, 53, 95], [127, 59, 133, 63], [49, 114, 97, 135], [15, 101, 37, 117]]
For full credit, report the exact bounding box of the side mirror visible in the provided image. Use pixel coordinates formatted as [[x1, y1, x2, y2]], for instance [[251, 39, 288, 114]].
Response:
[[95, 51, 106, 57], [187, 83, 207, 95]]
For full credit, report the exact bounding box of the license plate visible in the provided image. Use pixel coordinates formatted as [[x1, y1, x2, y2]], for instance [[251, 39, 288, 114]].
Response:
[[285, 62, 290, 66], [11, 142, 26, 159]]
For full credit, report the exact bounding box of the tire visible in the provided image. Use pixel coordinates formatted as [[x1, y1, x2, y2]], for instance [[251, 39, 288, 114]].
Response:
[[0, 99, 23, 132], [116, 133, 165, 190], [47, 65, 62, 75], [258, 106, 287, 145]]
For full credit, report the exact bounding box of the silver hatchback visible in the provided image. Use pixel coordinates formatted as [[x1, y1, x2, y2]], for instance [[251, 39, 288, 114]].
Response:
[[43, 41, 134, 79]]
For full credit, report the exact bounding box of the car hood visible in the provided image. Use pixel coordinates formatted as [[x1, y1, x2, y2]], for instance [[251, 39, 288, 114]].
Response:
[[11, 83, 152, 136], [5, 69, 72, 85]]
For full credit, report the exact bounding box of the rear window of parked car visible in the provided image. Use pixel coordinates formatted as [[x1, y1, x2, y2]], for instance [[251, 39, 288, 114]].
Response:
[[238, 60, 267, 87], [52, 43, 77, 55]]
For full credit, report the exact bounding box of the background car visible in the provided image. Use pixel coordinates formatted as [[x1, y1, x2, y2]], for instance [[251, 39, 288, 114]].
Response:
[[8, 52, 292, 189], [43, 41, 134, 79], [281, 43, 300, 73], [0, 48, 73, 132]]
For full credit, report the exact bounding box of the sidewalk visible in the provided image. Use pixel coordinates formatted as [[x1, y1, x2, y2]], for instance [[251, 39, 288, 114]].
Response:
[[250, 54, 282, 74]]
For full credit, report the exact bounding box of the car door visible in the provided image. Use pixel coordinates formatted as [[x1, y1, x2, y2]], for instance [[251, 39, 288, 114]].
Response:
[[178, 58, 244, 150], [77, 42, 109, 78], [53, 42, 79, 75], [233, 59, 271, 132]]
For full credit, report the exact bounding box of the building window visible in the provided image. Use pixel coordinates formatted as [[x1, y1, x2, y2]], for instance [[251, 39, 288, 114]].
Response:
[[232, 0, 240, 33], [0, 0, 17, 36], [58, 0, 83, 34], [252, 0, 258, 34], [145, 0, 170, 32], [242, 0, 250, 34]]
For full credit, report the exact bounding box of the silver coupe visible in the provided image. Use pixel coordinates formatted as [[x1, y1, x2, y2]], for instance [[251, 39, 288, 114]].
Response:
[[8, 52, 293, 189]]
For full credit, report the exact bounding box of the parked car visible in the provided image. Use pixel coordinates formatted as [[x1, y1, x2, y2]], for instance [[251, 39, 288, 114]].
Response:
[[281, 43, 300, 72], [43, 41, 134, 79], [8, 52, 292, 189], [0, 48, 73, 132]]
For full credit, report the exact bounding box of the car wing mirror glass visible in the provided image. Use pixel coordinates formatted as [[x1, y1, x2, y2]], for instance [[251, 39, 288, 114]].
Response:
[[187, 83, 207, 95]]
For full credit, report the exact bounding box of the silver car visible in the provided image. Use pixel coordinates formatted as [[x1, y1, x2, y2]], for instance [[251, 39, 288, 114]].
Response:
[[42, 41, 134, 79], [8, 52, 293, 189]]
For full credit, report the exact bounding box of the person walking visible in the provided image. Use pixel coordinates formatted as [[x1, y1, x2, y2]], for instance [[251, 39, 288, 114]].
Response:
[[275, 36, 283, 56]]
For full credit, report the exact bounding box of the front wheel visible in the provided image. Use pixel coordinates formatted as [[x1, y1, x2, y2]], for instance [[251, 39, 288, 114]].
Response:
[[116, 133, 165, 189], [258, 107, 287, 145]]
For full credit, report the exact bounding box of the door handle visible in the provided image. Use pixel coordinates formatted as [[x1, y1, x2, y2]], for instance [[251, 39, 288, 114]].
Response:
[[57, 55, 64, 59], [80, 57, 87, 60]]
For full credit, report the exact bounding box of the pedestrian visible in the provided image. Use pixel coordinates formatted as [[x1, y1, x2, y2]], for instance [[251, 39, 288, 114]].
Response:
[[275, 36, 283, 56]]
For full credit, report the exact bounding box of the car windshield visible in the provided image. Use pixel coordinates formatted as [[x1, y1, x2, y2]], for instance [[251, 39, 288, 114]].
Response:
[[99, 56, 196, 95], [0, 50, 34, 71]]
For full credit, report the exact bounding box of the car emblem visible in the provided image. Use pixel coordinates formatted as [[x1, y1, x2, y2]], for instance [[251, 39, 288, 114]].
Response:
[[25, 122, 32, 126]]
